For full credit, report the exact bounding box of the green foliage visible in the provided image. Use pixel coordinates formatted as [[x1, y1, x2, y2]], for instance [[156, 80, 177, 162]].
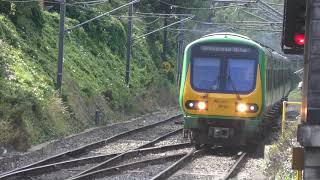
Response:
[[288, 89, 301, 100], [0, 1, 10, 15], [266, 122, 298, 179], [7, 1, 44, 31], [0, 0, 180, 150]]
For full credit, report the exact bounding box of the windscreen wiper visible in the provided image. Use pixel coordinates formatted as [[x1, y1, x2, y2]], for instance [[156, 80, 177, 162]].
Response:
[[227, 70, 241, 101]]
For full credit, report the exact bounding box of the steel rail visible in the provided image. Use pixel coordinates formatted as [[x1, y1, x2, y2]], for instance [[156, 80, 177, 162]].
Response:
[[0, 154, 118, 179], [150, 149, 204, 180], [138, 128, 183, 149], [0, 128, 183, 179], [222, 152, 247, 180], [0, 114, 182, 176], [68, 153, 187, 180], [73, 142, 191, 177], [0, 143, 189, 180]]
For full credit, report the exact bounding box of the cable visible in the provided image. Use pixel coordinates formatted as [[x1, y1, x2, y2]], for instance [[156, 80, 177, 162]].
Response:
[[258, 0, 283, 17], [135, 12, 193, 17], [191, 19, 280, 26], [211, 0, 258, 3], [240, 9, 270, 22], [256, 3, 282, 20], [234, 27, 281, 32], [133, 15, 194, 40], [66, 0, 139, 32], [158, 0, 250, 10], [142, 17, 161, 25], [0, 0, 40, 2], [167, 27, 233, 34], [266, 2, 283, 6], [71, 0, 109, 5]]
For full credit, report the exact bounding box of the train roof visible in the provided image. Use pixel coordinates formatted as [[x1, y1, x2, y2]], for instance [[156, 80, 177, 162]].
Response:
[[202, 32, 251, 41], [199, 32, 287, 58], [186, 32, 289, 62], [191, 32, 263, 49]]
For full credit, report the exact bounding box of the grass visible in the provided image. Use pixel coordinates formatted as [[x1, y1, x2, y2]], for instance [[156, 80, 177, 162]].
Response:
[[266, 123, 298, 179]]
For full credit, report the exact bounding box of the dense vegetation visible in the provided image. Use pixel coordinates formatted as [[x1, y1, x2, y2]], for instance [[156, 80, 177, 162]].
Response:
[[0, 0, 292, 151], [0, 0, 179, 150]]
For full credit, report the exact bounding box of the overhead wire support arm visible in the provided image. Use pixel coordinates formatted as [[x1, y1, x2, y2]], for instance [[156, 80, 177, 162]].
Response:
[[133, 15, 195, 41], [65, 0, 140, 32], [135, 12, 193, 17]]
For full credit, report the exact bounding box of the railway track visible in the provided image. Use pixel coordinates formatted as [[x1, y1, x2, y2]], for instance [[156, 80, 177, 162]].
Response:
[[0, 113, 248, 180], [69, 143, 194, 180], [0, 114, 185, 180], [222, 152, 247, 180], [67, 147, 247, 180], [168, 147, 248, 180]]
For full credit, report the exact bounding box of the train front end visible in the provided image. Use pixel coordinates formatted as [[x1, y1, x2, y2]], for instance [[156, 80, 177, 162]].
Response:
[[179, 33, 264, 148]]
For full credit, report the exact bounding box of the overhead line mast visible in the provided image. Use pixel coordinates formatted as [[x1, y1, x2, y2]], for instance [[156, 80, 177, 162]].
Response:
[[125, 0, 133, 86], [55, 0, 140, 92], [56, 0, 66, 93]]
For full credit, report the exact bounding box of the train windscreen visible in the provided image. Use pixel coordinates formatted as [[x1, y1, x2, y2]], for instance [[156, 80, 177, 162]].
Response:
[[226, 58, 256, 92], [192, 57, 221, 90], [190, 43, 258, 94]]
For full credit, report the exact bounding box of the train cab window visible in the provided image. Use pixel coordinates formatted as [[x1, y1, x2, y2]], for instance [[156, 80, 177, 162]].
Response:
[[190, 43, 258, 94], [192, 57, 221, 90], [226, 59, 256, 92]]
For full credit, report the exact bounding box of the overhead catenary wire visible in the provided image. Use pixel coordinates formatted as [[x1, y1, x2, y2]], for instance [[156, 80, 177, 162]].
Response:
[[235, 27, 282, 32], [209, 0, 257, 3], [135, 12, 193, 17], [158, 0, 252, 10], [111, 15, 165, 19], [0, 0, 63, 3], [258, 0, 283, 17], [71, 0, 109, 5], [256, 3, 282, 20], [191, 19, 281, 25], [167, 27, 234, 34], [240, 9, 271, 22], [133, 15, 194, 41], [0, 0, 38, 2], [65, 0, 139, 32]]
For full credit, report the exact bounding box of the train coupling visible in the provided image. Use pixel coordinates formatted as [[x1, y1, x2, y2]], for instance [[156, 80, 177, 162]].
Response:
[[183, 129, 190, 139], [209, 127, 234, 139]]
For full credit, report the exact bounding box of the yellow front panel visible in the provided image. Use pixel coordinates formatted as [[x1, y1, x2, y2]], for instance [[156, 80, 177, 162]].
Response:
[[182, 65, 263, 118]]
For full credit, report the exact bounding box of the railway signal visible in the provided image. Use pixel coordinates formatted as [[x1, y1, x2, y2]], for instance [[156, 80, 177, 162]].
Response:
[[281, 0, 306, 54]]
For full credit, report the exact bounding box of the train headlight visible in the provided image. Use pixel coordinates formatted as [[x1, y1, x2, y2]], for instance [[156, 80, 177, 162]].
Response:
[[185, 100, 208, 110], [236, 103, 259, 113], [249, 104, 257, 111], [236, 103, 248, 112], [197, 101, 207, 110]]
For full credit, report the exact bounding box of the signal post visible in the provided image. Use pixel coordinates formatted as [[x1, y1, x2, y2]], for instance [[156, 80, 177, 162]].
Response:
[[298, 0, 320, 179], [283, 0, 320, 179]]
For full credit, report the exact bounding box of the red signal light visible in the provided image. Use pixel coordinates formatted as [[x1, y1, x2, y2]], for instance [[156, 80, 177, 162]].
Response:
[[294, 34, 305, 45]]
